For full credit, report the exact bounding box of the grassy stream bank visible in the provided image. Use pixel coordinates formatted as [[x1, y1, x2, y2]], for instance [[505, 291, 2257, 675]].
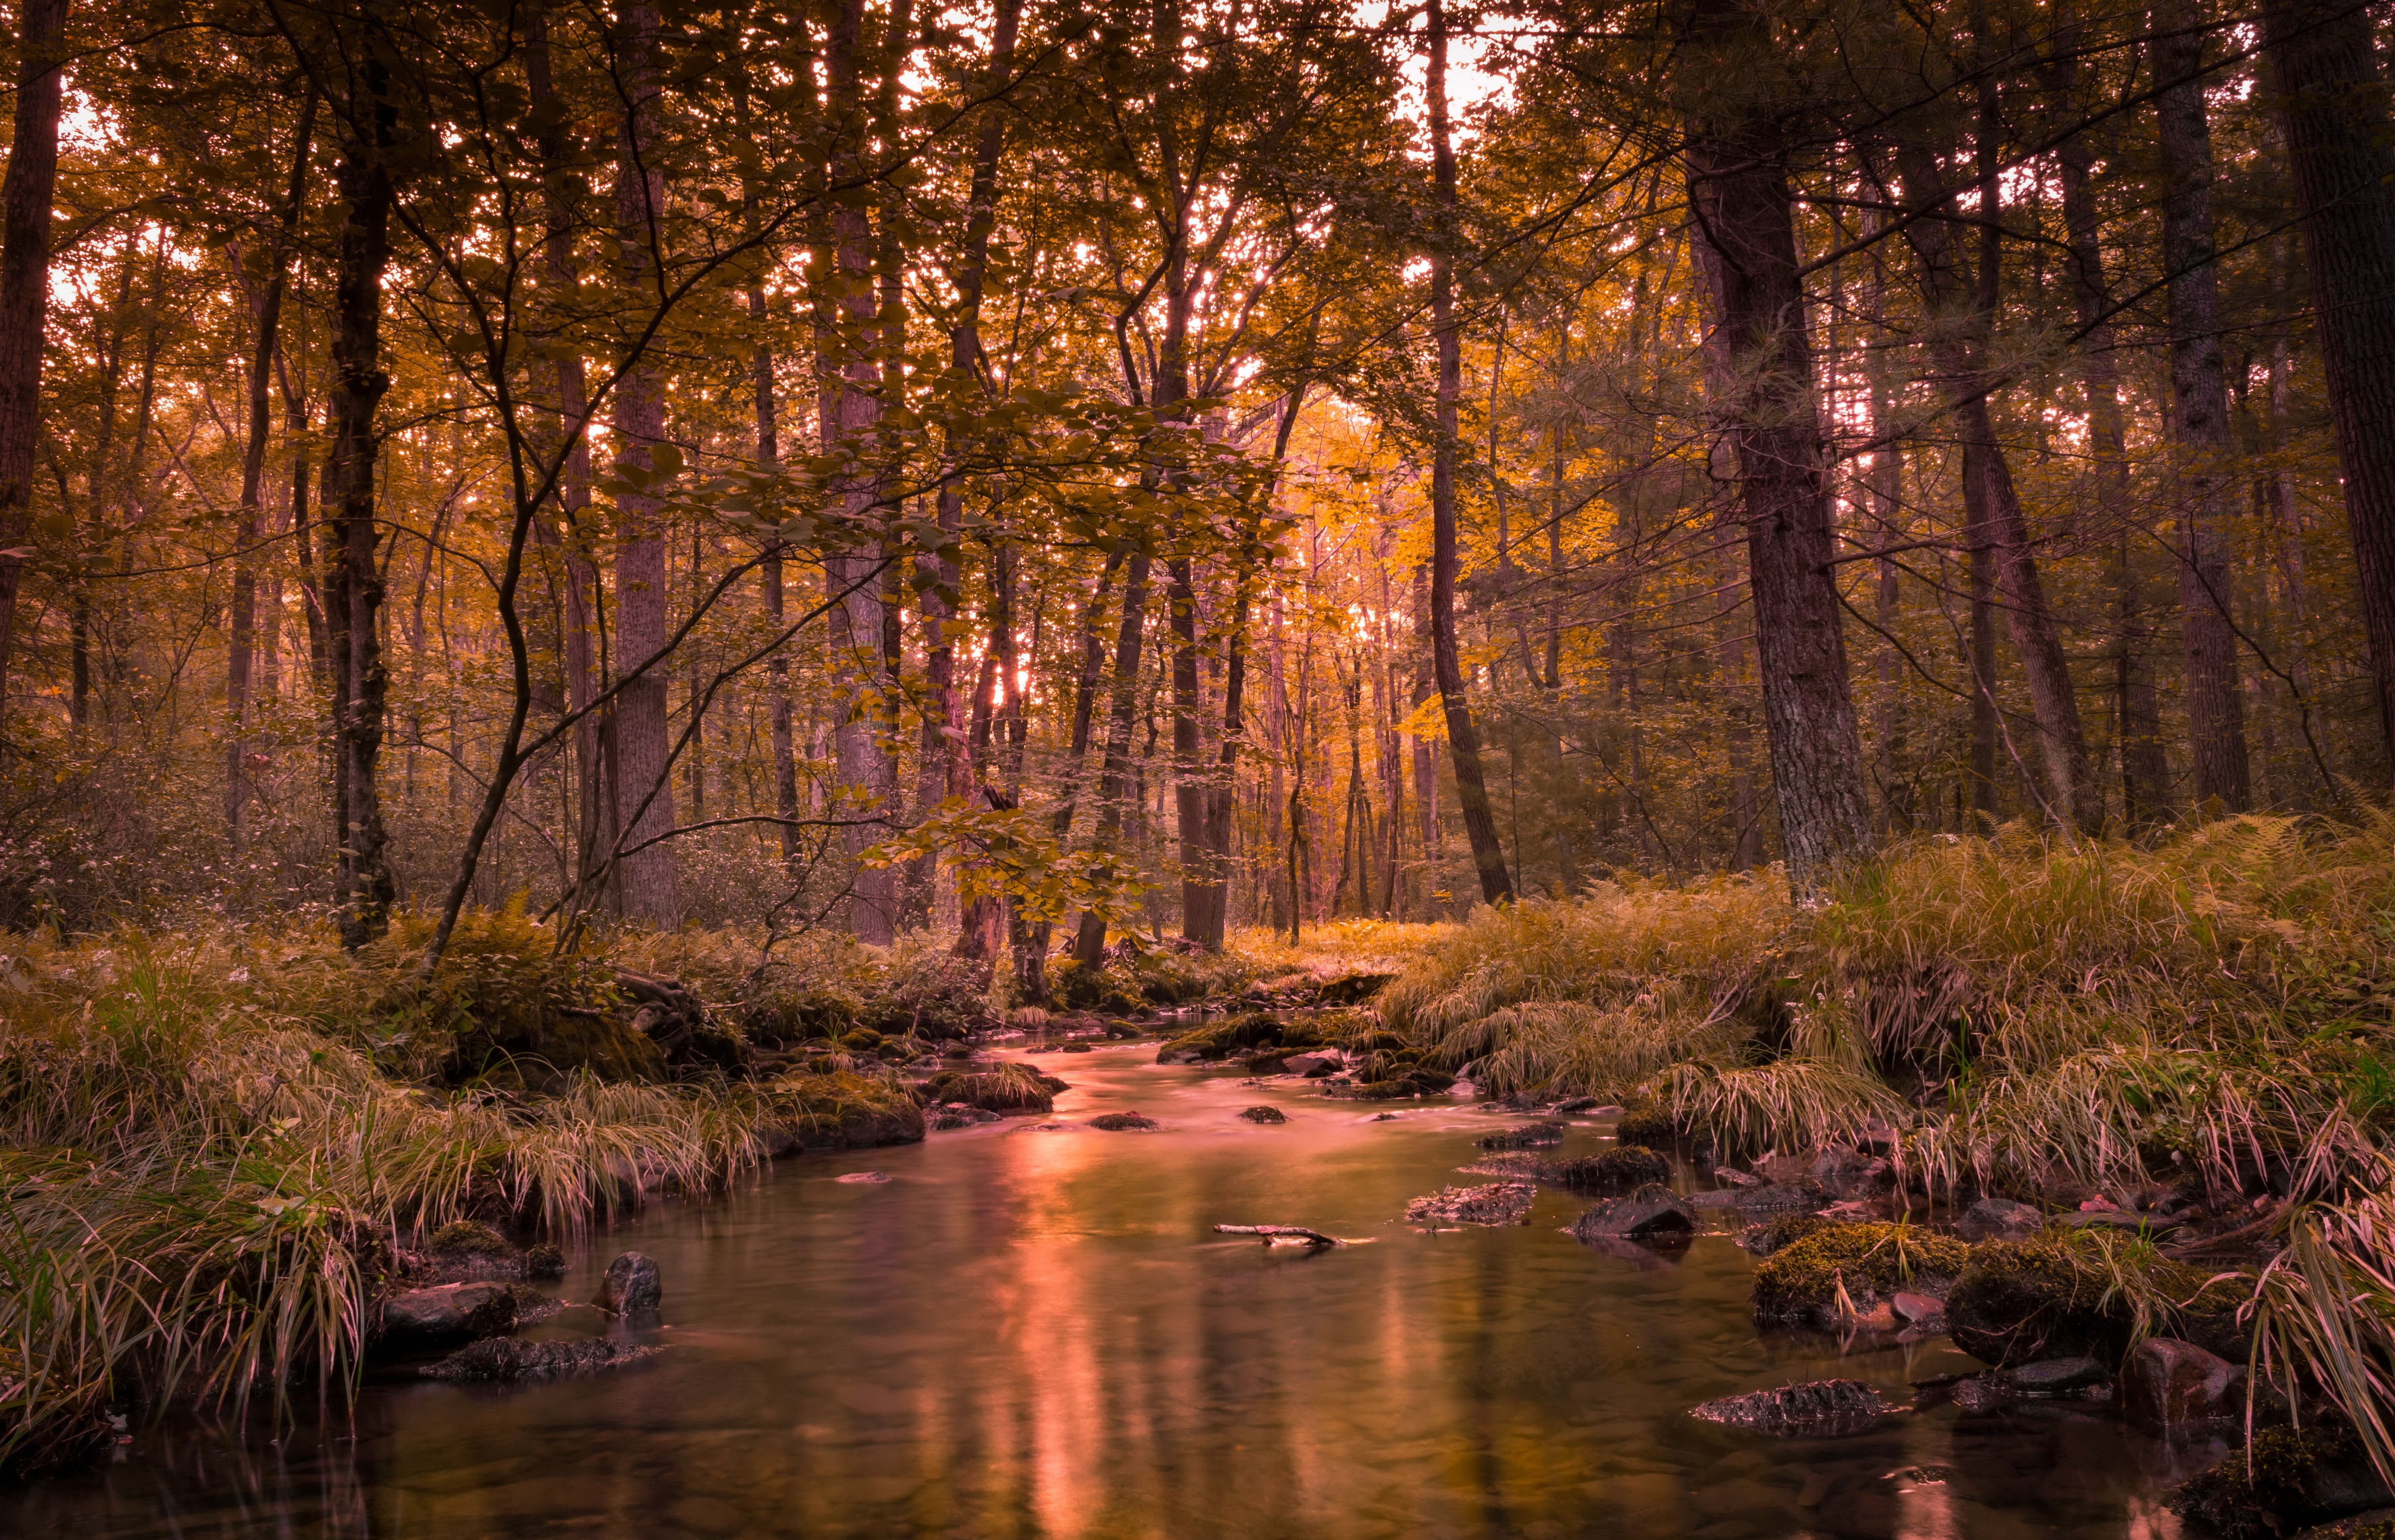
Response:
[[4, 820, 2393, 1533]]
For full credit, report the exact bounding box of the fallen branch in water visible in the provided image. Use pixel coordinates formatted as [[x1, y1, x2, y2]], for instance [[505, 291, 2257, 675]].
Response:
[[1213, 1224, 1362, 1247]]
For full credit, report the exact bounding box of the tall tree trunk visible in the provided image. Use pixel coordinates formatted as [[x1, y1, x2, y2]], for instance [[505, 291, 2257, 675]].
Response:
[[1894, 129, 2102, 833], [528, 8, 607, 907], [1684, 0, 1875, 889], [2052, 75, 2167, 824], [227, 91, 317, 847], [2155, 3, 2254, 811], [1072, 549, 1153, 965], [2265, 0, 2395, 779], [327, 51, 397, 950], [0, 0, 67, 731], [1427, 0, 1514, 906], [926, 0, 1021, 951], [728, 55, 800, 876], [824, 0, 898, 943], [609, 0, 680, 926]]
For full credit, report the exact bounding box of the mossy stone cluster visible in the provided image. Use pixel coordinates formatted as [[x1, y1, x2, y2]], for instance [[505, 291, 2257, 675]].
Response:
[[428, 1220, 514, 1257], [919, 1063, 1067, 1114], [1751, 1223, 1970, 1325], [1615, 1104, 1677, 1146], [1945, 1232, 2241, 1367], [1555, 1145, 1671, 1193], [2168, 1422, 2381, 1538], [761, 1070, 928, 1149]]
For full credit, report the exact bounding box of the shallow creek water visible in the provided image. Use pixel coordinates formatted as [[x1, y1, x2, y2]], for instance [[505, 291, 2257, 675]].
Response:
[[6, 1045, 2221, 1539]]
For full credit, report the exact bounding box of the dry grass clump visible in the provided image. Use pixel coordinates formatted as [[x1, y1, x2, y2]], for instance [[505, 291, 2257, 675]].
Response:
[[1371, 816, 2395, 1475], [0, 920, 776, 1473]]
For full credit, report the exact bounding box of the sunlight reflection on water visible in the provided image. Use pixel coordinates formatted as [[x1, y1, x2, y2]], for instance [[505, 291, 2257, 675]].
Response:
[[2, 1045, 2217, 1538]]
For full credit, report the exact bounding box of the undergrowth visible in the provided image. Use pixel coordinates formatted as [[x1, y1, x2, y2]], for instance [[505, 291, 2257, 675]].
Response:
[[1369, 814, 2395, 1475]]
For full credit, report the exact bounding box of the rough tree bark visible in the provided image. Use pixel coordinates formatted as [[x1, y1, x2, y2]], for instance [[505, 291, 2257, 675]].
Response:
[[607, 0, 680, 926], [0, 0, 68, 732], [1683, 0, 1875, 891], [824, 0, 899, 944], [2154, 2, 2254, 811], [326, 46, 398, 948], [1427, 0, 1514, 906], [2264, 0, 2395, 779]]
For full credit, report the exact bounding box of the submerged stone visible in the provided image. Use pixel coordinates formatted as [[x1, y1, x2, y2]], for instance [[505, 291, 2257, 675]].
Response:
[[1570, 1183, 1696, 1241], [420, 1337, 661, 1383], [1997, 1356, 2110, 1396], [1407, 1181, 1536, 1226], [1476, 1120, 1567, 1151], [380, 1282, 518, 1346], [1238, 1106, 1287, 1124], [1689, 1379, 1898, 1436], [1957, 1197, 2044, 1241]]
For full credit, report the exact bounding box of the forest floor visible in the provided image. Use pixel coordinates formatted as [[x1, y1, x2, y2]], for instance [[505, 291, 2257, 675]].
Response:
[[3, 817, 2393, 1533]]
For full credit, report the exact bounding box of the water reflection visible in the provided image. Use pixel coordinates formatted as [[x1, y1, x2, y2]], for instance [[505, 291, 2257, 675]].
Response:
[[3, 1047, 2203, 1538]]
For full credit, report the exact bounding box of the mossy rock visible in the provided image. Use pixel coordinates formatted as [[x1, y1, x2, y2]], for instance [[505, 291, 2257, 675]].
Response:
[[1157, 1010, 1285, 1064], [1742, 1212, 1836, 1256], [1555, 1145, 1670, 1194], [1752, 1223, 1971, 1327], [740, 987, 858, 1046], [920, 1063, 1062, 1114], [838, 1027, 886, 1052], [429, 1220, 514, 1257], [1053, 959, 1147, 1015], [1615, 1103, 1677, 1146], [763, 1071, 927, 1150], [2169, 1422, 2395, 1539], [1946, 1233, 2239, 1368]]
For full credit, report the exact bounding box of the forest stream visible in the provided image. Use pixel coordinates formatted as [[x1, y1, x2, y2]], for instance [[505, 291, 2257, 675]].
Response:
[[3, 1044, 2221, 1540]]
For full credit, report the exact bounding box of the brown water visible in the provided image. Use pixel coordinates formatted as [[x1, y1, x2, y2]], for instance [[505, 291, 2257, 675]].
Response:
[[4, 1045, 2220, 1538]]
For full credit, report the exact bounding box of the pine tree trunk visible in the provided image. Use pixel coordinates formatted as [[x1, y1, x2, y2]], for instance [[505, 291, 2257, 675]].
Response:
[[1684, 0, 1875, 890], [2156, 4, 2254, 811], [608, 0, 679, 927], [2264, 0, 2395, 779], [0, 0, 67, 732], [1427, 0, 1514, 906], [327, 53, 397, 950]]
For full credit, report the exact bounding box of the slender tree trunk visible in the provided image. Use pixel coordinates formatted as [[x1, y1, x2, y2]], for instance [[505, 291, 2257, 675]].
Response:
[[2156, 4, 2253, 811], [1072, 549, 1153, 965], [1895, 132, 2101, 833], [0, 0, 68, 732], [227, 92, 317, 847], [1684, 0, 1875, 889], [527, 10, 607, 908], [2264, 0, 2395, 779], [1427, 0, 1514, 906], [2052, 92, 2166, 824], [606, 2, 679, 926], [327, 54, 397, 949]]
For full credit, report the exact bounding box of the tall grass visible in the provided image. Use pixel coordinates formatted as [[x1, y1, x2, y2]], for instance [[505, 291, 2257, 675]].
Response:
[[0, 920, 775, 1471], [1372, 816, 2395, 1473]]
